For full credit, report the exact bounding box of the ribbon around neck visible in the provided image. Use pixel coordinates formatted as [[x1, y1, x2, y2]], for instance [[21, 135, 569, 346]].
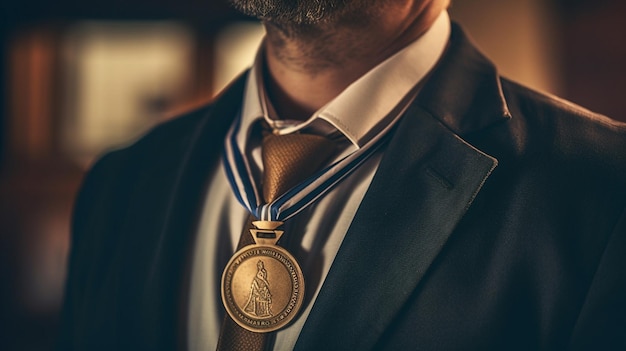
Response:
[[222, 112, 398, 222]]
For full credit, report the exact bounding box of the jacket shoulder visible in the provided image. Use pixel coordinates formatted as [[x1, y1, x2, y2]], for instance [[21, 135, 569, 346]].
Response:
[[131, 103, 215, 153], [73, 101, 216, 231], [499, 78, 626, 177]]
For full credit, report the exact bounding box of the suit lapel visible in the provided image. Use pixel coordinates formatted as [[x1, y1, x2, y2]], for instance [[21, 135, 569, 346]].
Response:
[[295, 24, 509, 350], [295, 104, 498, 350]]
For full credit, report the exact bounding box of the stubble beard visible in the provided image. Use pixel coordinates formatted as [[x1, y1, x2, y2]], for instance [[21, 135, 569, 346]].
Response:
[[228, 0, 378, 28]]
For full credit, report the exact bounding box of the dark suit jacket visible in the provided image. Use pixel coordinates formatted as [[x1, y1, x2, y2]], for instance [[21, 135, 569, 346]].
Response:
[[59, 25, 626, 350]]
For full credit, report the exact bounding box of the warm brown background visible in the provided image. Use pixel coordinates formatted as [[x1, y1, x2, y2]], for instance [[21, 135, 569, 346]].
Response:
[[1, 0, 625, 350]]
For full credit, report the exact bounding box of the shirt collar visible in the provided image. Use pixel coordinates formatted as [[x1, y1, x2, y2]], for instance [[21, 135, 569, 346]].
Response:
[[238, 10, 451, 150]]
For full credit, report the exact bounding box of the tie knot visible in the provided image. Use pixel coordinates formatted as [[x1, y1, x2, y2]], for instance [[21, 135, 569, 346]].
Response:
[[261, 131, 336, 203]]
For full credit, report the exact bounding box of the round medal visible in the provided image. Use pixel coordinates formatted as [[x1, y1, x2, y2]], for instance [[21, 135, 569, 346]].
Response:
[[221, 244, 305, 333]]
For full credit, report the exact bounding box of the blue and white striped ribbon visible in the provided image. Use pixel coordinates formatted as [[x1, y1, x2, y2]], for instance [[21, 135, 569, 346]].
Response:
[[223, 112, 396, 222]]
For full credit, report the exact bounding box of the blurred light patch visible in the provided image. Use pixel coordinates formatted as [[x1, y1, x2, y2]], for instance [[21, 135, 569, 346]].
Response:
[[213, 22, 264, 94], [450, 0, 562, 96], [61, 21, 194, 166]]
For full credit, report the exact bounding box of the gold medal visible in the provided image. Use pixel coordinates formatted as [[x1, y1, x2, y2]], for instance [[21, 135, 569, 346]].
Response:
[[221, 221, 305, 333]]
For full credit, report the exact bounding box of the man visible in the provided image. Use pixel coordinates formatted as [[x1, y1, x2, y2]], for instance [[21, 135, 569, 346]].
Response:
[[59, 0, 626, 350]]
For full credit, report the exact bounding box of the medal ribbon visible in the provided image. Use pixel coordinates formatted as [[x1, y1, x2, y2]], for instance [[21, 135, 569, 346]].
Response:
[[223, 112, 397, 222]]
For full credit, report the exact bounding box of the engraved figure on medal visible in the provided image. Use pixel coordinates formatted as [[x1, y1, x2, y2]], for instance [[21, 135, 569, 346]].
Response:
[[244, 260, 273, 317]]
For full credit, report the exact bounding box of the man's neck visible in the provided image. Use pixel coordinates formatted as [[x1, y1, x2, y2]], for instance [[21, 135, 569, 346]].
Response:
[[262, 0, 449, 121]]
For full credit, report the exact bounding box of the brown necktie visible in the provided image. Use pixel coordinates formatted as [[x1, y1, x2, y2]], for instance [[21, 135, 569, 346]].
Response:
[[216, 130, 336, 351]]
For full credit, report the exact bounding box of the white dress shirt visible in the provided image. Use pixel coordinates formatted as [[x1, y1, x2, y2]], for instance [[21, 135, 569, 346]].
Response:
[[188, 11, 451, 351]]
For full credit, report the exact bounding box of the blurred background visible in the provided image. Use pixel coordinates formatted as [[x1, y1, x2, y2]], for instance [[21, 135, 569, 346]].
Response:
[[0, 0, 625, 349]]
